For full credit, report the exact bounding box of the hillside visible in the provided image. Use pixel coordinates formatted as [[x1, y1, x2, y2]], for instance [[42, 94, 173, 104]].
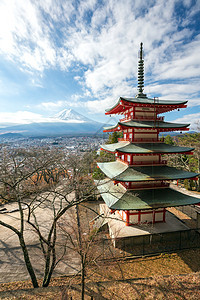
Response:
[[0, 249, 200, 299]]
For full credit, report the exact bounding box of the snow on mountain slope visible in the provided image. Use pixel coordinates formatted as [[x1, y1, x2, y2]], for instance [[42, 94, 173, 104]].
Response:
[[54, 109, 92, 123], [0, 109, 104, 136]]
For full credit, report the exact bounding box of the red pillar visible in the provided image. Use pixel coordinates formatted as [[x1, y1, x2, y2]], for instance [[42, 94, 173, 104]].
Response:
[[125, 210, 130, 226], [153, 210, 155, 224], [163, 208, 166, 222], [138, 210, 141, 224], [131, 154, 133, 165]]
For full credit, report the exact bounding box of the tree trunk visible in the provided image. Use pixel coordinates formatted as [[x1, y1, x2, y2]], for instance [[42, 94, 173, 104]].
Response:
[[75, 200, 85, 300], [42, 226, 57, 287], [81, 256, 85, 300], [19, 234, 39, 288], [197, 178, 200, 192], [197, 155, 200, 191]]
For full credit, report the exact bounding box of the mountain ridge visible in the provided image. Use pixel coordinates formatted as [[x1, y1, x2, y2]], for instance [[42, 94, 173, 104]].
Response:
[[0, 109, 104, 137]]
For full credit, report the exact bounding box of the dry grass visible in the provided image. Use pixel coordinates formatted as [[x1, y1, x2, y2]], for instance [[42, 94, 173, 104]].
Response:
[[0, 248, 200, 299]]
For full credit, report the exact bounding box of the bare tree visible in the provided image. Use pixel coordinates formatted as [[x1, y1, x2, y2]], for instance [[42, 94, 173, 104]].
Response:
[[0, 146, 126, 295], [58, 155, 127, 299], [0, 147, 98, 288], [165, 132, 200, 191]]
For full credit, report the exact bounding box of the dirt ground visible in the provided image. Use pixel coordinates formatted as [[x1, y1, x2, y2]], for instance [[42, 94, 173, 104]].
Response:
[[0, 197, 80, 283]]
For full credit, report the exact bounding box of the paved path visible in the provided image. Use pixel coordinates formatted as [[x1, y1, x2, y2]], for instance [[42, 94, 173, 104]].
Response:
[[170, 183, 200, 220], [0, 195, 80, 283], [170, 182, 200, 199]]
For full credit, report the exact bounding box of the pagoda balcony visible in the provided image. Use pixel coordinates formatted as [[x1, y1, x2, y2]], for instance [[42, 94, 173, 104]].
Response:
[[157, 116, 164, 121], [135, 137, 168, 143], [133, 138, 158, 143], [120, 181, 170, 190], [119, 117, 131, 122], [116, 158, 167, 166], [131, 160, 167, 166], [118, 137, 165, 143], [118, 137, 131, 142], [118, 137, 168, 143], [119, 116, 164, 122], [118, 137, 163, 143]]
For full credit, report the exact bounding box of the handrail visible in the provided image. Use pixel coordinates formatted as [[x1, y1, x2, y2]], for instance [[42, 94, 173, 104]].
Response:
[[119, 116, 164, 122], [118, 138, 164, 143]]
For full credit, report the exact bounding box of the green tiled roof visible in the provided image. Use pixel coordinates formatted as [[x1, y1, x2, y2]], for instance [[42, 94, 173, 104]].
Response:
[[104, 120, 189, 131], [97, 161, 199, 182], [106, 97, 187, 112], [101, 142, 194, 154], [96, 179, 200, 210]]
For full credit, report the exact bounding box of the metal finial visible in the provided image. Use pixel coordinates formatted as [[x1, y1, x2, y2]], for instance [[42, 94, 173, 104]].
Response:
[[136, 42, 147, 98], [140, 42, 143, 59]]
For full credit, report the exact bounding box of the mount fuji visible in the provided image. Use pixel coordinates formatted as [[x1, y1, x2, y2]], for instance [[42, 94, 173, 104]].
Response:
[[0, 109, 104, 137], [54, 109, 94, 123]]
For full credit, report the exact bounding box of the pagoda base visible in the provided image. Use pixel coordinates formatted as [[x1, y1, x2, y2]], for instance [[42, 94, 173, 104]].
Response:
[[99, 204, 189, 249], [117, 208, 166, 226]]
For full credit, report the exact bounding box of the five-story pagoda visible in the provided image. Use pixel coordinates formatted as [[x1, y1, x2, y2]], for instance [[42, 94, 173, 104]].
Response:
[[97, 43, 200, 226]]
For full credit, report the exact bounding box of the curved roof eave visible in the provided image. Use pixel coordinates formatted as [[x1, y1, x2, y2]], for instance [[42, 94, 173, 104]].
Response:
[[105, 97, 188, 114], [96, 179, 200, 210], [101, 142, 194, 154], [120, 97, 188, 106], [103, 120, 190, 132], [97, 161, 199, 182], [118, 120, 190, 129]]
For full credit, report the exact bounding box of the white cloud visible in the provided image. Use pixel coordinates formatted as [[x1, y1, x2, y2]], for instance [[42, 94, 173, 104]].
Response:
[[0, 111, 50, 124], [173, 112, 200, 130], [187, 99, 200, 107], [0, 110, 85, 125], [39, 97, 86, 111], [0, 0, 200, 116], [146, 80, 200, 99], [0, 0, 74, 73], [61, 0, 200, 112], [153, 37, 200, 81], [39, 101, 65, 110]]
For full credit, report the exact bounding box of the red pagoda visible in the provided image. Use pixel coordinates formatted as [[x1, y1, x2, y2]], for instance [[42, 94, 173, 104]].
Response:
[[97, 43, 200, 226]]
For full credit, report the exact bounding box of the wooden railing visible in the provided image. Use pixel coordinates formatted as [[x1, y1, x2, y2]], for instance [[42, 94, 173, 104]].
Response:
[[116, 159, 167, 166], [119, 116, 164, 122], [118, 138, 130, 142], [118, 137, 165, 143], [130, 181, 170, 189], [131, 160, 167, 166]]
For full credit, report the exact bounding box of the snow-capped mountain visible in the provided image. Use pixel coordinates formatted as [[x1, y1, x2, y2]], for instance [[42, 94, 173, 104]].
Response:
[[54, 109, 92, 123], [0, 109, 104, 137]]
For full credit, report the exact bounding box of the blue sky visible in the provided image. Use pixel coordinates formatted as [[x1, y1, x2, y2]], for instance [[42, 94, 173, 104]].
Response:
[[0, 0, 200, 129]]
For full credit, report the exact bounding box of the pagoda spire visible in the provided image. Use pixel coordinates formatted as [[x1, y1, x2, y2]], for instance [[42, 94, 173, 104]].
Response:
[[136, 42, 147, 98]]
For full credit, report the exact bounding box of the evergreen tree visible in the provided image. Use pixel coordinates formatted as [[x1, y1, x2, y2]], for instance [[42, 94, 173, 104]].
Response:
[[106, 132, 122, 144]]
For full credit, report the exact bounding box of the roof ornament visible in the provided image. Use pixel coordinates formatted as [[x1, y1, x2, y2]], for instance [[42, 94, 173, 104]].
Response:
[[136, 42, 147, 98]]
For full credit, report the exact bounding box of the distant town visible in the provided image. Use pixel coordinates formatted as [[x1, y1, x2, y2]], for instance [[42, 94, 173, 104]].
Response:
[[0, 135, 106, 154]]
